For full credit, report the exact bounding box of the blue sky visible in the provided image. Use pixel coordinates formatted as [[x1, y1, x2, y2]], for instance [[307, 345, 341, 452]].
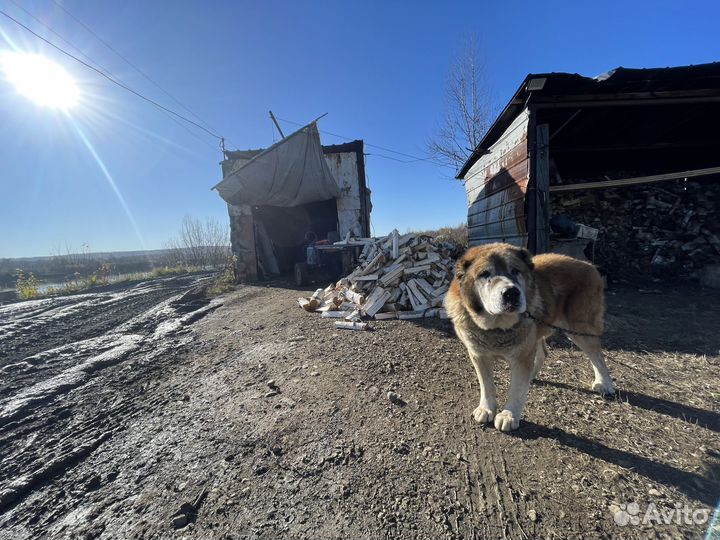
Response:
[[1, 0, 719, 258]]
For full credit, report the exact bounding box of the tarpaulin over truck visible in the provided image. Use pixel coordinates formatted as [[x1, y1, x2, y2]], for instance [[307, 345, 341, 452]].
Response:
[[213, 122, 339, 207]]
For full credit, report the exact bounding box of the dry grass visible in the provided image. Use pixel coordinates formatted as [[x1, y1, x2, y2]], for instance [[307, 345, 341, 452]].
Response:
[[410, 223, 468, 248]]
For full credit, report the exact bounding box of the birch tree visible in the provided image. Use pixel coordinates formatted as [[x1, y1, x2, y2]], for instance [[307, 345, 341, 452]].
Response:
[[428, 37, 495, 173]]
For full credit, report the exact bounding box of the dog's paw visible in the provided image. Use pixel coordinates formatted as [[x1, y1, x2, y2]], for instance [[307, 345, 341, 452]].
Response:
[[473, 404, 495, 423], [591, 378, 615, 396], [494, 409, 520, 432]]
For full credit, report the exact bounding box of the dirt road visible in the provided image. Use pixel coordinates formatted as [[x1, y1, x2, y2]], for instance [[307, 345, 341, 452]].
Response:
[[0, 280, 718, 539]]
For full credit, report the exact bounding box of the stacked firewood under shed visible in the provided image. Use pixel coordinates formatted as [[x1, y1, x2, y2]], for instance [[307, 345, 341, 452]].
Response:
[[298, 231, 460, 330], [551, 178, 720, 280]]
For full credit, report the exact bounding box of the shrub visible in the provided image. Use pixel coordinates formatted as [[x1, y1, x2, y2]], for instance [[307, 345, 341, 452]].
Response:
[[208, 255, 237, 297], [15, 270, 39, 300]]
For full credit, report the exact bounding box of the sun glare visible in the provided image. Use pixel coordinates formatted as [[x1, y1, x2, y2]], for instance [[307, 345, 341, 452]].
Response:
[[0, 51, 79, 109]]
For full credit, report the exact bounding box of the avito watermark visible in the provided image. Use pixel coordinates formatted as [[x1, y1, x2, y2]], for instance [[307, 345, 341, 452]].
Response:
[[613, 502, 710, 527]]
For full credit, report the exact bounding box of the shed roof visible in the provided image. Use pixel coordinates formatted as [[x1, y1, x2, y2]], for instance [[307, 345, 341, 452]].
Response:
[[457, 62, 720, 179]]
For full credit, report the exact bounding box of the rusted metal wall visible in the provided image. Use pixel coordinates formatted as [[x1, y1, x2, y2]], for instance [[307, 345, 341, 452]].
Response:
[[463, 108, 530, 247]]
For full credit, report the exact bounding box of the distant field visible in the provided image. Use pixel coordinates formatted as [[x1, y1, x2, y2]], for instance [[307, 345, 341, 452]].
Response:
[[0, 247, 228, 290]]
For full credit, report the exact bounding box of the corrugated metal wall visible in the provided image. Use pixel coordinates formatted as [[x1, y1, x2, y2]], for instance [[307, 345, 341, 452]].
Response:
[[463, 109, 530, 247]]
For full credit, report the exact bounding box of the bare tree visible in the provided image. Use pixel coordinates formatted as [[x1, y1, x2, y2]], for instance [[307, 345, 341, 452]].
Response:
[[166, 216, 230, 269], [427, 37, 495, 172]]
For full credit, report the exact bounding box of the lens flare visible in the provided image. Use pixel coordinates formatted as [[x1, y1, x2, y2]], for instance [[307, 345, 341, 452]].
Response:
[[68, 116, 147, 251], [0, 51, 79, 109]]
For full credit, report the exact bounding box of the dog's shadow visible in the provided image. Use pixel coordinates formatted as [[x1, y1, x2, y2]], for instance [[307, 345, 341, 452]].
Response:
[[535, 379, 720, 433], [509, 418, 719, 506], [521, 379, 720, 506]]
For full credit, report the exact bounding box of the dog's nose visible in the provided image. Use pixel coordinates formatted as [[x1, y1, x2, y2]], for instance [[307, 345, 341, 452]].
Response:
[[502, 286, 520, 304]]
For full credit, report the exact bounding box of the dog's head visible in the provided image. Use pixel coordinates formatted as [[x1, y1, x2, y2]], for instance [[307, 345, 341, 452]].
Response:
[[454, 243, 535, 328]]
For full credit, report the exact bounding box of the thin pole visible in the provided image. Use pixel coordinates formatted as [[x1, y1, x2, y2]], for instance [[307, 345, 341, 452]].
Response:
[[269, 110, 285, 138]]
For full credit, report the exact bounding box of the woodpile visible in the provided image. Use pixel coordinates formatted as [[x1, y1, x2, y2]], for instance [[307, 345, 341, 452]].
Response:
[[298, 231, 460, 328], [552, 178, 720, 280]]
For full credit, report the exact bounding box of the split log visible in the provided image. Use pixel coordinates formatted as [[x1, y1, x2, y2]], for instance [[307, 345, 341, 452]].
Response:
[[335, 321, 368, 331], [321, 311, 353, 318]]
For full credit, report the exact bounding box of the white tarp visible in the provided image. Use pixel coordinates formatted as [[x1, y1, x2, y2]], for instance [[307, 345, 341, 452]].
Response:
[[213, 122, 339, 207]]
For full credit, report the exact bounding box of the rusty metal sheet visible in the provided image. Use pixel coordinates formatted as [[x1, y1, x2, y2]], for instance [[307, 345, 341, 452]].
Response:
[[464, 109, 530, 247]]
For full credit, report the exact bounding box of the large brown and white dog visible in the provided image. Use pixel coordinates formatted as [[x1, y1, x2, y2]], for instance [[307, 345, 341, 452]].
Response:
[[444, 243, 615, 432]]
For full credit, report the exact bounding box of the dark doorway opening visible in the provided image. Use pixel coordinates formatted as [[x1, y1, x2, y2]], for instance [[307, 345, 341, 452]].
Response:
[[253, 198, 339, 275]]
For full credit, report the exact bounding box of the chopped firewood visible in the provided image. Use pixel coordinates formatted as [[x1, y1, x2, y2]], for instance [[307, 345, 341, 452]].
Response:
[[310, 288, 324, 301], [391, 229, 400, 259], [344, 290, 365, 305], [297, 298, 320, 312], [321, 311, 353, 318], [334, 321, 368, 331], [414, 278, 436, 298], [398, 311, 424, 320], [298, 232, 461, 326], [404, 265, 432, 275], [364, 289, 391, 317], [379, 266, 403, 286], [353, 274, 379, 282], [432, 284, 449, 297]]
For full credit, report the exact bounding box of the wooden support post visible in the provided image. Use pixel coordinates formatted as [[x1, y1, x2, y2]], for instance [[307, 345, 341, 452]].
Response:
[[535, 124, 550, 254], [269, 110, 284, 138]]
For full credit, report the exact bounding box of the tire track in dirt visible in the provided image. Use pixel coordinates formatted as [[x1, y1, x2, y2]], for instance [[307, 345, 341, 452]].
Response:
[[0, 276, 220, 519], [0, 275, 209, 370]]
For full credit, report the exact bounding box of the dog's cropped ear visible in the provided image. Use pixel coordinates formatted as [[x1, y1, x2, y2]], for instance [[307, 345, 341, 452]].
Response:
[[455, 248, 478, 280], [518, 247, 535, 271], [455, 258, 472, 280]]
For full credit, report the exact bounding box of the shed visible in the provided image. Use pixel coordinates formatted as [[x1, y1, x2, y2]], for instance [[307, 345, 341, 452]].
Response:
[[214, 123, 371, 281], [458, 62, 720, 279]]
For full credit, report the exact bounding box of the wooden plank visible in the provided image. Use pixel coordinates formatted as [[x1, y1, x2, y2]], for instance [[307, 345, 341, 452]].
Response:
[[549, 166, 720, 192]]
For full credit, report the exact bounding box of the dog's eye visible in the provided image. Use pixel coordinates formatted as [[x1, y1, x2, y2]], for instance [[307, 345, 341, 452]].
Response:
[[510, 268, 520, 277], [479, 271, 491, 279]]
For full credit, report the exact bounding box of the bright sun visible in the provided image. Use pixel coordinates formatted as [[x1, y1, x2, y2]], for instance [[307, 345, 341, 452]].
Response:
[[0, 51, 79, 109]]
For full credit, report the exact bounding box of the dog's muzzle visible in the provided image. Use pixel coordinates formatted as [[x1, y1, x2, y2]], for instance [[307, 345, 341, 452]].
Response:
[[501, 286, 522, 311]]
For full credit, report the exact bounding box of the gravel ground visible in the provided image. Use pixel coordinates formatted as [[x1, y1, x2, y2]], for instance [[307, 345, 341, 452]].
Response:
[[0, 278, 718, 539]]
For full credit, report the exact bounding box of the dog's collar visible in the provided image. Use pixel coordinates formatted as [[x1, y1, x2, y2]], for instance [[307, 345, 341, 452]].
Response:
[[482, 312, 528, 334]]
